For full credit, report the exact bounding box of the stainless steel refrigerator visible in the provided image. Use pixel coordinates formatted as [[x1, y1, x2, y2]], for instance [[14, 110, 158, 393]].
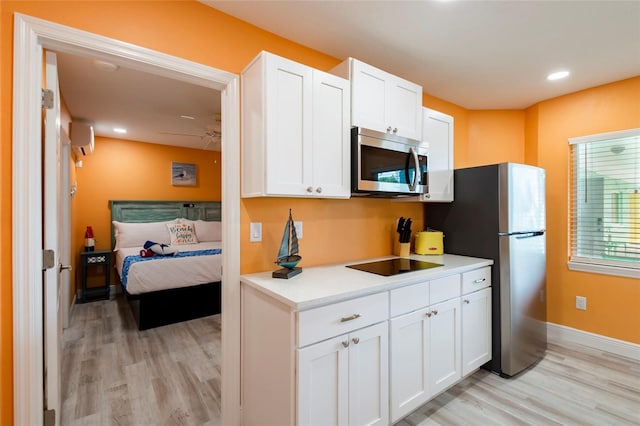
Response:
[[426, 162, 547, 377]]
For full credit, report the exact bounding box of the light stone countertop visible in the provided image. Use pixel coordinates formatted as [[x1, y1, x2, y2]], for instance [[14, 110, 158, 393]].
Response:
[[240, 253, 493, 311]]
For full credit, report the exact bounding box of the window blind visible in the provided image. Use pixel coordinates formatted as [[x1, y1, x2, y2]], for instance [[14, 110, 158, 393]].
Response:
[[569, 128, 640, 277]]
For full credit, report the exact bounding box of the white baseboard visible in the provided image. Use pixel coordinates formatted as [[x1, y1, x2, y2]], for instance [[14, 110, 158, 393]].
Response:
[[547, 322, 640, 361]]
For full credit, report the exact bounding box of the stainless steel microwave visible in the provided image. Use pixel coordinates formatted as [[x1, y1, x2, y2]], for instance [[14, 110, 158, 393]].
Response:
[[351, 127, 428, 197]]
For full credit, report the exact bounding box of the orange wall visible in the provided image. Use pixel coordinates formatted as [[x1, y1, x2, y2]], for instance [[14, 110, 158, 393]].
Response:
[[2, 1, 639, 423], [529, 77, 640, 344], [73, 137, 221, 287]]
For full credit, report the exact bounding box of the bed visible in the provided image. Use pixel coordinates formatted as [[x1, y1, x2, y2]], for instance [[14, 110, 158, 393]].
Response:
[[110, 200, 222, 330]]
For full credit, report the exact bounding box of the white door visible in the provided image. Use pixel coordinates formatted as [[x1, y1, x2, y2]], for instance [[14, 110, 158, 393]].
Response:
[[390, 308, 429, 423], [311, 69, 350, 198], [462, 287, 492, 376], [298, 335, 349, 426], [427, 297, 461, 398], [348, 321, 389, 426], [43, 50, 65, 425]]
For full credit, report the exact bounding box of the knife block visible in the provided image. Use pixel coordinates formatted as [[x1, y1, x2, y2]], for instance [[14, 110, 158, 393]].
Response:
[[394, 241, 410, 257]]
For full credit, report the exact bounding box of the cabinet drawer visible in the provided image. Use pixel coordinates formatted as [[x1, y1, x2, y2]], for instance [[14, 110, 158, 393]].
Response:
[[298, 292, 389, 347], [390, 281, 429, 317], [430, 274, 460, 304], [462, 267, 491, 294]]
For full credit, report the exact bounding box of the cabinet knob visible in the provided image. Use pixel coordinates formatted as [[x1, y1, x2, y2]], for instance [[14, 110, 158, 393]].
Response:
[[387, 126, 392, 132], [464, 299, 470, 304], [342, 340, 350, 348], [306, 186, 313, 193], [473, 278, 486, 284], [352, 337, 360, 344], [393, 127, 398, 134], [340, 313, 361, 322], [425, 312, 432, 317], [315, 187, 322, 194], [432, 310, 438, 316]]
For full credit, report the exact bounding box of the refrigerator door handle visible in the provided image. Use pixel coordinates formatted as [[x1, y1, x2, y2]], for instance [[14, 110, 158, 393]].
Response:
[[498, 230, 545, 238]]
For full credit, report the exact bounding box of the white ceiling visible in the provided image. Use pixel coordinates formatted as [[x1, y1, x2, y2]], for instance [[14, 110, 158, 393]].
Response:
[[57, 1, 640, 152], [56, 52, 222, 151], [204, 0, 640, 110]]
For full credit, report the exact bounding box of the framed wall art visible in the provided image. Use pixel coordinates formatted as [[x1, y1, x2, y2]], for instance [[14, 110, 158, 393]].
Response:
[[171, 162, 197, 186]]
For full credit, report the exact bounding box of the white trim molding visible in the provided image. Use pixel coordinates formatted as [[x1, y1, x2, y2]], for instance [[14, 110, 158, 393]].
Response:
[[547, 322, 640, 361], [12, 13, 241, 425]]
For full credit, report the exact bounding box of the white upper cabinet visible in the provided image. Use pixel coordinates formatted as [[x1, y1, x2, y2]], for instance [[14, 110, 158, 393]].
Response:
[[422, 107, 454, 202], [333, 58, 423, 141], [241, 51, 350, 198]]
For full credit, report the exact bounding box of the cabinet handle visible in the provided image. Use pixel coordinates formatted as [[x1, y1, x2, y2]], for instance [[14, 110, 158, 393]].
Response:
[[315, 187, 322, 194], [342, 340, 350, 348], [425, 312, 432, 317], [463, 299, 470, 304], [473, 278, 486, 284], [393, 127, 398, 134], [386, 126, 392, 132], [352, 337, 360, 344], [432, 309, 438, 316], [306, 186, 313, 193], [340, 313, 361, 322]]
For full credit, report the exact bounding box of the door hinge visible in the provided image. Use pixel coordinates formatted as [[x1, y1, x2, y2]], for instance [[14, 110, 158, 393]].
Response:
[[42, 88, 54, 109], [44, 409, 55, 426], [43, 249, 55, 270]]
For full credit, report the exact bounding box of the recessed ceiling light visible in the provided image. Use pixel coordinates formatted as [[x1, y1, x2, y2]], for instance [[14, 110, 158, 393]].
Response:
[[180, 115, 195, 120], [547, 70, 570, 81], [113, 128, 127, 134]]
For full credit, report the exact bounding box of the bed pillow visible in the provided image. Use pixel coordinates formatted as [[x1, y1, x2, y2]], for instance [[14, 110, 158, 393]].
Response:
[[167, 222, 199, 245], [112, 219, 178, 250], [178, 219, 222, 242]]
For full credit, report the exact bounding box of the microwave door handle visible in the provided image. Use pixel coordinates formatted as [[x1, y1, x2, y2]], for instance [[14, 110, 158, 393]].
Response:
[[408, 147, 419, 191]]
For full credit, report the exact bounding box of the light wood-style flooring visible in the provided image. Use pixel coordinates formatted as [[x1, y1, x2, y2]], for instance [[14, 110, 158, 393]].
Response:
[[61, 295, 222, 425], [62, 296, 639, 425]]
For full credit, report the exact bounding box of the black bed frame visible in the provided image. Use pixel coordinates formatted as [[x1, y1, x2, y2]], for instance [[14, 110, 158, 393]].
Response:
[[110, 200, 222, 330]]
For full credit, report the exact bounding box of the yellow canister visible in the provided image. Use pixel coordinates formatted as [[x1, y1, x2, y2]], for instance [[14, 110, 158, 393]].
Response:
[[415, 231, 444, 255]]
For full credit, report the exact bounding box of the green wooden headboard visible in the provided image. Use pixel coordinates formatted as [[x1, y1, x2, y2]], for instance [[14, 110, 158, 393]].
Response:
[[110, 200, 221, 248]]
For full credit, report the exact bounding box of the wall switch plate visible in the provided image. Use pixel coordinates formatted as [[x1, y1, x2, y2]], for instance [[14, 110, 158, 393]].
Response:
[[250, 222, 262, 242], [294, 221, 303, 239], [576, 295, 587, 310]]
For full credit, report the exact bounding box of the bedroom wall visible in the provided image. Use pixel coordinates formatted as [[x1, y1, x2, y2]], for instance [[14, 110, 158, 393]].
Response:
[[74, 137, 221, 288]]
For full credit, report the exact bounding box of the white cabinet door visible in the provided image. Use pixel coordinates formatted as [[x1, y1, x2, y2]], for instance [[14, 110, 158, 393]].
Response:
[[427, 297, 461, 398], [298, 321, 389, 426], [390, 308, 429, 423], [298, 334, 349, 426], [264, 54, 313, 196], [388, 78, 423, 141], [348, 321, 389, 426], [350, 59, 422, 140], [242, 51, 350, 199], [312, 70, 351, 198], [422, 108, 454, 202], [462, 287, 492, 376]]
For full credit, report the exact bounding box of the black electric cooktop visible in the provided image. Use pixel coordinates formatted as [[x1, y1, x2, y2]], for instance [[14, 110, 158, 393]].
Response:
[[346, 258, 443, 277]]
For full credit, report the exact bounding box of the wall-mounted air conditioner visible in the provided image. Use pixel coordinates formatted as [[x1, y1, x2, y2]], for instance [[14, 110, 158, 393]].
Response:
[[71, 122, 94, 155]]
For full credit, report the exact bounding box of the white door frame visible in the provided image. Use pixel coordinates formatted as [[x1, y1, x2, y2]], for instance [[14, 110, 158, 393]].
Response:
[[12, 13, 241, 425]]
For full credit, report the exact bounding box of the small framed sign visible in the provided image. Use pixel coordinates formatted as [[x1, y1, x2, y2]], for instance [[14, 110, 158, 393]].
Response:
[[171, 162, 197, 186]]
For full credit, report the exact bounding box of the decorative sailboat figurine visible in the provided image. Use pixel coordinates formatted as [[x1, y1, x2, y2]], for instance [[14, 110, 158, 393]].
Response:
[[272, 209, 303, 279]]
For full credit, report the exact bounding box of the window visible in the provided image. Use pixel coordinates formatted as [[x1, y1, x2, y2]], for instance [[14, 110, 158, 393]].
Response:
[[568, 128, 640, 278]]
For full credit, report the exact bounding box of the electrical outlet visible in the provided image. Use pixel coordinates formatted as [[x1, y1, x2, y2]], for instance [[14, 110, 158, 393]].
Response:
[[249, 222, 262, 242], [576, 295, 587, 310], [294, 221, 303, 239]]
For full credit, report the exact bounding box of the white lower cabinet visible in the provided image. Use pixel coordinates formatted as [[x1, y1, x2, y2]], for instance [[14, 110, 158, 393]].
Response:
[[240, 262, 491, 426], [298, 321, 389, 426], [390, 293, 461, 422], [461, 286, 492, 376]]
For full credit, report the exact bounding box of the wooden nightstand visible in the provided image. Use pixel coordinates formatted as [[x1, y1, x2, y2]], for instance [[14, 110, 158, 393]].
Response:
[[80, 250, 112, 303]]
